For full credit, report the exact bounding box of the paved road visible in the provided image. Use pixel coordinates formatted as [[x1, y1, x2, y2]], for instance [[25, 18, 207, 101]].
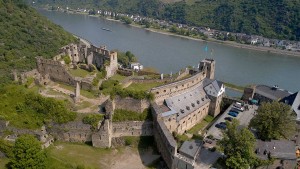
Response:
[[206, 104, 258, 140]]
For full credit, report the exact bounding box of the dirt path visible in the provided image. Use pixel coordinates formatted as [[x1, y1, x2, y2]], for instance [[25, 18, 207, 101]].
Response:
[[40, 83, 109, 113], [107, 147, 160, 169]]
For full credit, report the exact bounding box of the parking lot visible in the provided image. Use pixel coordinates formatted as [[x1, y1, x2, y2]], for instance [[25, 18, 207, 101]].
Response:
[[206, 103, 258, 140]]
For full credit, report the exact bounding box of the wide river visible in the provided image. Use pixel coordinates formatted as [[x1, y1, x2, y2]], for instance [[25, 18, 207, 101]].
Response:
[[39, 10, 300, 92]]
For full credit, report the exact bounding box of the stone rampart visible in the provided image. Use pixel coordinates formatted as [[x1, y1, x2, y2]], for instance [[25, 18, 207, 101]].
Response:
[[114, 96, 150, 113], [112, 121, 153, 137], [36, 57, 76, 86], [92, 119, 112, 148], [48, 121, 92, 142], [151, 103, 177, 169], [117, 69, 133, 76], [150, 71, 207, 104]]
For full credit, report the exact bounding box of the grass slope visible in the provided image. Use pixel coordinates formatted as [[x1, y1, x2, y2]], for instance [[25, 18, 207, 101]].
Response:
[[0, 0, 76, 84]]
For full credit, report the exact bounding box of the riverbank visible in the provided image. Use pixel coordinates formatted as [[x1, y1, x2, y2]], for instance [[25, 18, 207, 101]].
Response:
[[39, 8, 300, 57], [105, 17, 300, 57]]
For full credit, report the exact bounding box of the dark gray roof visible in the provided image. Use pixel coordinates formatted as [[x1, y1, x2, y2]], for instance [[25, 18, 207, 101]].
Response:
[[291, 92, 300, 120], [281, 91, 300, 121], [255, 139, 296, 160], [165, 84, 210, 121], [255, 85, 292, 101], [179, 140, 202, 159]]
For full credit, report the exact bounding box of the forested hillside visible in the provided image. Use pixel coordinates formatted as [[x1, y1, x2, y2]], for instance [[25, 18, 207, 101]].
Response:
[[33, 0, 300, 41], [0, 0, 76, 84]]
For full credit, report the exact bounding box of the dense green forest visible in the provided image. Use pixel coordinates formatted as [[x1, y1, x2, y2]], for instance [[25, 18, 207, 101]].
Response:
[[33, 0, 300, 41], [0, 0, 76, 84]]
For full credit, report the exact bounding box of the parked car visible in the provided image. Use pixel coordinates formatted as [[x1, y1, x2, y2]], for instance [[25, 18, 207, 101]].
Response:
[[228, 111, 238, 117], [215, 123, 226, 129], [225, 117, 233, 122], [220, 122, 227, 126], [232, 106, 244, 112], [230, 109, 239, 114]]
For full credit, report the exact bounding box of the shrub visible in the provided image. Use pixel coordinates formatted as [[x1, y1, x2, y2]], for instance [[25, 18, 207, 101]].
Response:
[[63, 55, 71, 64], [82, 114, 104, 130], [113, 108, 152, 122]]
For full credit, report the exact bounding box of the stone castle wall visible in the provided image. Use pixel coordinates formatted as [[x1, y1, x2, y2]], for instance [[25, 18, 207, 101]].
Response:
[[114, 96, 150, 113], [36, 58, 76, 86], [150, 71, 207, 104], [92, 119, 112, 148], [112, 121, 153, 137], [151, 103, 177, 169], [48, 121, 92, 143]]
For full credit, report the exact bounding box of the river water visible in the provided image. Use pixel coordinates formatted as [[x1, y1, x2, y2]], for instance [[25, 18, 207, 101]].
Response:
[[39, 10, 300, 92]]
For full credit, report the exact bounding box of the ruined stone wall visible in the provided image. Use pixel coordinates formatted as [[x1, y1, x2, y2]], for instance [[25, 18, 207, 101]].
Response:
[[114, 96, 150, 113], [150, 71, 207, 104], [117, 69, 133, 76], [48, 121, 92, 142], [92, 119, 112, 148], [36, 58, 76, 86], [105, 51, 118, 78], [112, 121, 153, 137]]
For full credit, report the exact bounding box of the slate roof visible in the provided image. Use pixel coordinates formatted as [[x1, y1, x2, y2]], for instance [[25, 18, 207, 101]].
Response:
[[179, 140, 202, 159], [165, 84, 210, 121], [255, 85, 292, 101], [255, 139, 296, 160], [281, 91, 300, 120], [291, 92, 300, 120]]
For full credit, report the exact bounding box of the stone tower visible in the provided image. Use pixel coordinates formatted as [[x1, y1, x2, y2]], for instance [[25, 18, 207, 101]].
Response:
[[242, 85, 256, 101], [199, 59, 215, 79]]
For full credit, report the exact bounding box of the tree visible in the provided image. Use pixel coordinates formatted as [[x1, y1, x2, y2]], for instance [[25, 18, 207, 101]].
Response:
[[218, 120, 258, 169], [249, 102, 296, 140], [63, 55, 71, 64], [9, 134, 47, 169]]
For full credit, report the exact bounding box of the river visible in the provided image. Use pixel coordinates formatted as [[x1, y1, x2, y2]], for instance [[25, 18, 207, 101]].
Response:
[[38, 10, 300, 92]]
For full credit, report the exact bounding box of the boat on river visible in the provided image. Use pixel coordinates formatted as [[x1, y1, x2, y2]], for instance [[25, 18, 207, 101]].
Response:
[[101, 27, 112, 32]]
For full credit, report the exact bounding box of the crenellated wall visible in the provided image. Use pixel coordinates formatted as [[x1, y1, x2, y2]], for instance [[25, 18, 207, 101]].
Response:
[[112, 121, 153, 137], [150, 71, 207, 104]]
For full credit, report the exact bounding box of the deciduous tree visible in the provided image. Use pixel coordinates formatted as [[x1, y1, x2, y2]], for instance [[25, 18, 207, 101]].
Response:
[[249, 102, 296, 140], [218, 120, 258, 169], [9, 134, 47, 169]]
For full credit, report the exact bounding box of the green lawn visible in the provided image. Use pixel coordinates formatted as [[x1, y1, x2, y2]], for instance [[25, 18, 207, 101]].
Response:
[[47, 142, 112, 169], [109, 74, 127, 82], [222, 82, 245, 91], [187, 115, 214, 135], [75, 101, 93, 110], [0, 158, 9, 169], [126, 82, 163, 91], [68, 68, 92, 78], [113, 109, 152, 122]]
